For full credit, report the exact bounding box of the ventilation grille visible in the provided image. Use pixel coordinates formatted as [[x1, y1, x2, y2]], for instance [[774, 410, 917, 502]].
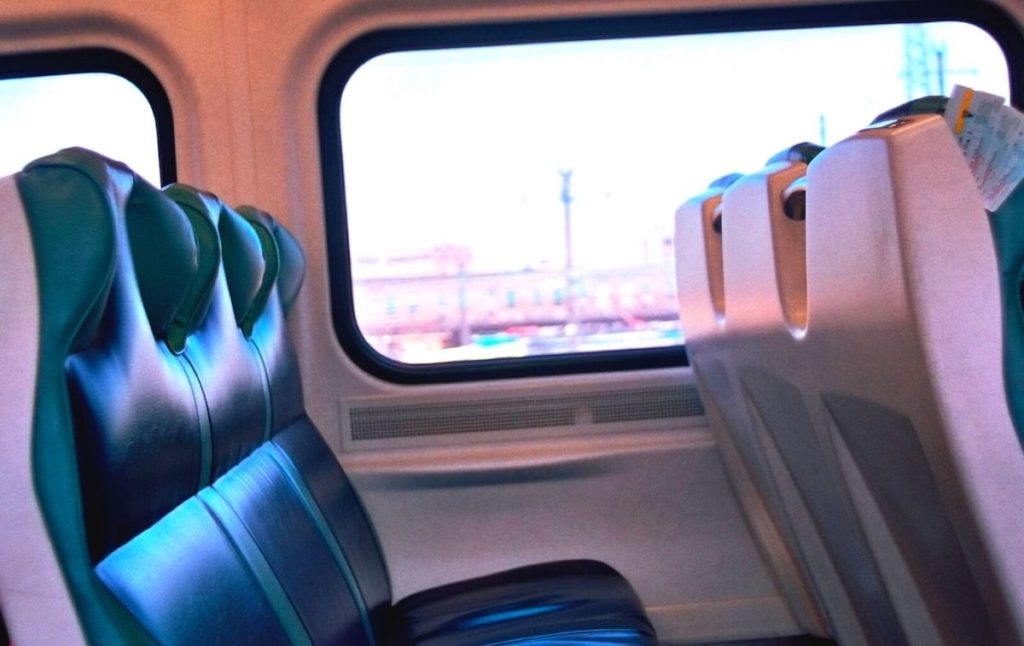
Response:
[[348, 384, 704, 441]]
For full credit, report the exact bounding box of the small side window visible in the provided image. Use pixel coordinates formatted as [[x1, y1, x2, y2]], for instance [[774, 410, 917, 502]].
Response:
[[321, 6, 1016, 383], [0, 49, 175, 185]]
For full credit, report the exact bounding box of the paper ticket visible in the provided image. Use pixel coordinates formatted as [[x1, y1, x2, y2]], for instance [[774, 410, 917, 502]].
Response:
[[983, 110, 1024, 210], [943, 84, 1024, 211], [944, 85, 1005, 177]]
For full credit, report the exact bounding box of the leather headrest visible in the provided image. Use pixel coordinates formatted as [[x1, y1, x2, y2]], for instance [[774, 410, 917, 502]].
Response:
[[124, 182, 200, 344], [219, 204, 267, 334], [235, 206, 306, 316], [22, 148, 200, 348], [163, 185, 267, 335], [708, 173, 743, 191], [233, 206, 280, 336], [871, 96, 947, 126], [18, 148, 124, 353], [273, 221, 306, 315], [161, 184, 222, 352], [766, 142, 824, 166]]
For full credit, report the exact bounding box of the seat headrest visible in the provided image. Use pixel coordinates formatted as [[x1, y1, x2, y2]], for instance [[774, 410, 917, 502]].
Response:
[[220, 206, 268, 335], [163, 185, 268, 336], [708, 173, 744, 191], [871, 96, 947, 125], [22, 148, 200, 349], [125, 183, 201, 344], [233, 206, 280, 336], [160, 185, 222, 352], [18, 148, 121, 353], [766, 142, 824, 165], [236, 205, 306, 316]]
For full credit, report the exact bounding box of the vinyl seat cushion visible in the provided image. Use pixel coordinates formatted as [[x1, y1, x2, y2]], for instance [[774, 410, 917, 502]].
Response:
[[390, 560, 656, 645]]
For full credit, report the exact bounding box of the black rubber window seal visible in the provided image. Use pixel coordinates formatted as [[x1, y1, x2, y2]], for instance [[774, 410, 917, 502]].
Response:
[[0, 47, 177, 185]]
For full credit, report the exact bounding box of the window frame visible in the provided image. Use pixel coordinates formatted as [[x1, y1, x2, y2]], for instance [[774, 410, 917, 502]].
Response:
[[319, 0, 1023, 385], [0, 48, 177, 185]]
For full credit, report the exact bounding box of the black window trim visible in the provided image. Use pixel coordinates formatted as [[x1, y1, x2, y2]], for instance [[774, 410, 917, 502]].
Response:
[[319, 0, 1024, 385], [0, 47, 177, 185]]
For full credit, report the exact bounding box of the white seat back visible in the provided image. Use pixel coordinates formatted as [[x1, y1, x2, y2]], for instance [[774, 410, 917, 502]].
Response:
[[677, 115, 1024, 644]]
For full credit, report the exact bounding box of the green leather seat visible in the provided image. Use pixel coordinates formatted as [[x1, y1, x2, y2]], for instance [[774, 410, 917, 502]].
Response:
[[0, 148, 655, 645]]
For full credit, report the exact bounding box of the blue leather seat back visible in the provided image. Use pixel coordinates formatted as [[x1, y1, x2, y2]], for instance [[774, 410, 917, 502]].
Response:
[[17, 149, 199, 643], [17, 148, 649, 646], [56, 165, 205, 563], [272, 417, 394, 636], [237, 205, 307, 430], [162, 185, 269, 482], [19, 148, 391, 644], [103, 181, 391, 644]]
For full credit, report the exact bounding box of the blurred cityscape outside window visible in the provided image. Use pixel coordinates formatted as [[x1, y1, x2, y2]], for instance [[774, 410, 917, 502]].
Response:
[[338, 22, 1008, 364]]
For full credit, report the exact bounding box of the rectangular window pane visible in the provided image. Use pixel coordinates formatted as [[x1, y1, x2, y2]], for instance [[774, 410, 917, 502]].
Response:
[[339, 21, 1008, 365], [0, 72, 161, 184]]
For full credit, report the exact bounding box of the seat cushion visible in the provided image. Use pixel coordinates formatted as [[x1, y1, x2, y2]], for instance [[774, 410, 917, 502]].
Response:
[[390, 560, 655, 645]]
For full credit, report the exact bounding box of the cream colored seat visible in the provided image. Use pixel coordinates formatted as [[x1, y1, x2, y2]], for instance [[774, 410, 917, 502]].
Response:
[[675, 161, 833, 641], [795, 114, 1022, 644], [677, 119, 1024, 644]]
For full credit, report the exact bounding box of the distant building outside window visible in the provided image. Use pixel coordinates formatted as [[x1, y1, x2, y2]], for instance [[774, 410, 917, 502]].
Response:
[[337, 21, 1008, 365]]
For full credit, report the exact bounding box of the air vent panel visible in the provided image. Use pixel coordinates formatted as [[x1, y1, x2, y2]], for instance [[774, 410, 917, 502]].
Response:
[[348, 384, 704, 441]]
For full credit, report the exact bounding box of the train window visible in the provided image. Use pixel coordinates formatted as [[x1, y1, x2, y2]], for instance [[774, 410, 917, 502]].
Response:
[[0, 50, 174, 185], [321, 9, 1014, 383]]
